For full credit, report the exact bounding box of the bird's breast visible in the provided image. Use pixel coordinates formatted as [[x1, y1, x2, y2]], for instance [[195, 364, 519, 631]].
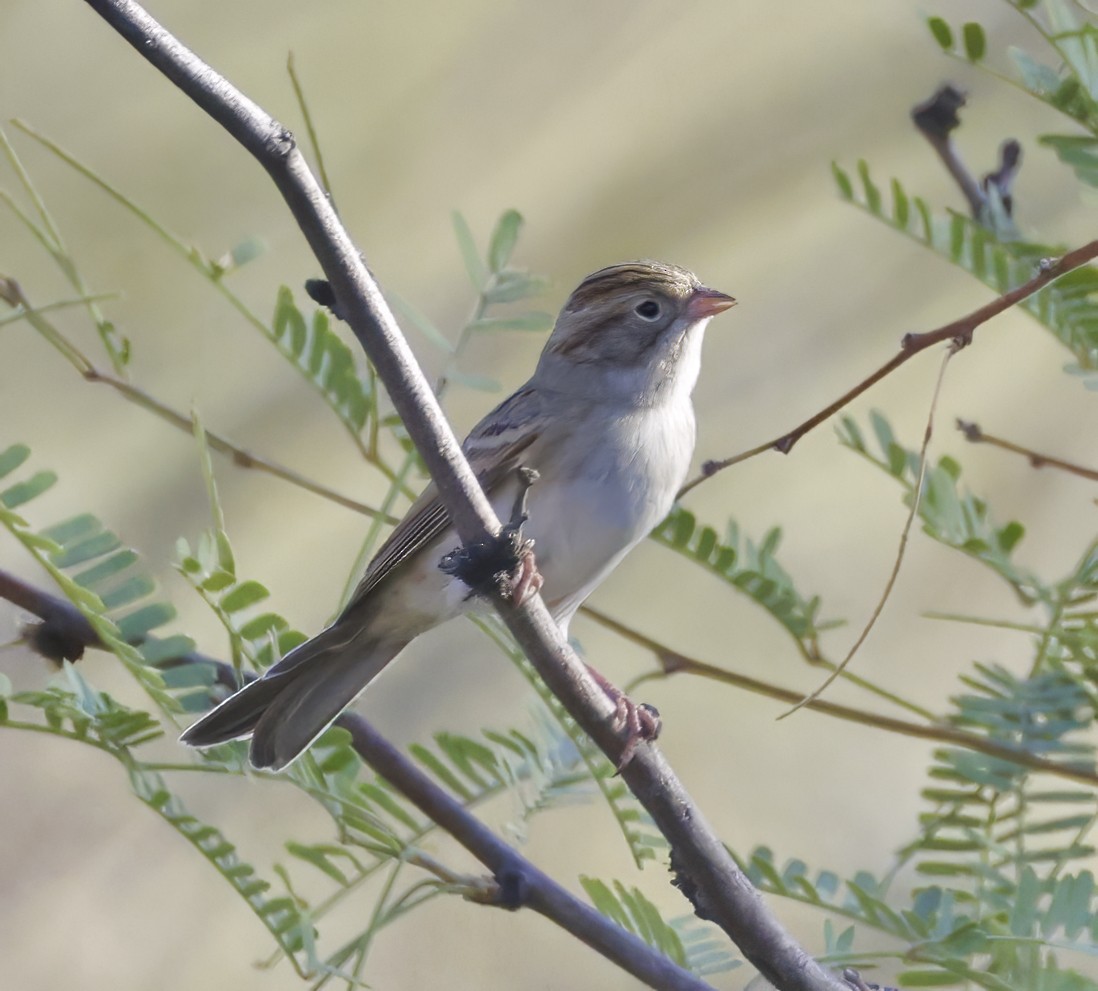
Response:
[[511, 400, 695, 621]]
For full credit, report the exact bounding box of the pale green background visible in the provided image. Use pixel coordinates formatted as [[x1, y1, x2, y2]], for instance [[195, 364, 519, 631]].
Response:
[[1, 1, 1095, 989]]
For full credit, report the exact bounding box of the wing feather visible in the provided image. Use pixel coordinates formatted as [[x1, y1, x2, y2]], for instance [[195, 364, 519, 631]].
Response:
[[341, 387, 542, 612]]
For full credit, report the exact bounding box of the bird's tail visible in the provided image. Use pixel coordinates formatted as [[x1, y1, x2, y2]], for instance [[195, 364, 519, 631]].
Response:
[[180, 623, 406, 770]]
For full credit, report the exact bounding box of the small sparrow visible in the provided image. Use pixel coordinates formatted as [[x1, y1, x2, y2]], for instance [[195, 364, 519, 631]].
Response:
[[182, 261, 735, 769]]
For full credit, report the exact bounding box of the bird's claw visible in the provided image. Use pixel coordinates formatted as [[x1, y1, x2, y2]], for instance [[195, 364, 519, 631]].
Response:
[[439, 466, 543, 605], [583, 662, 661, 769]]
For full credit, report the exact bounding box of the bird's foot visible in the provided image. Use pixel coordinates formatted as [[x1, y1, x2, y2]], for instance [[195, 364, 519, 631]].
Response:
[[439, 467, 543, 605], [585, 663, 662, 769]]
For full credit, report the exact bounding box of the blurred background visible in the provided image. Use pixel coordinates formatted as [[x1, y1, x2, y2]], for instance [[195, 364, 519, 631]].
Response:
[[1, 0, 1095, 988]]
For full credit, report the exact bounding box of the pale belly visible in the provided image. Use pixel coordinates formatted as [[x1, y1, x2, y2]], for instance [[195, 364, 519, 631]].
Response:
[[503, 402, 694, 627], [368, 402, 694, 640]]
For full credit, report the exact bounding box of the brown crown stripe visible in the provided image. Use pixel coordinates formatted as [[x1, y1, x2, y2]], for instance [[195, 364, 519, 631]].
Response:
[[565, 261, 698, 312]]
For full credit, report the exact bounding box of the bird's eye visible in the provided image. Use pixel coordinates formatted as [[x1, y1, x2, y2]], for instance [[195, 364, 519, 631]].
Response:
[[635, 299, 661, 320]]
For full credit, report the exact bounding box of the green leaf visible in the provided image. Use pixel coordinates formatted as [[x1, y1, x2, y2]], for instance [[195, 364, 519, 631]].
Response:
[[228, 235, 265, 268], [962, 22, 986, 62], [116, 602, 177, 640], [466, 312, 553, 334], [1039, 134, 1098, 187], [488, 209, 523, 273], [1010, 47, 1063, 98], [891, 177, 909, 229], [831, 161, 854, 201], [271, 286, 373, 434], [482, 269, 549, 305], [0, 444, 31, 478], [1010, 865, 1041, 936], [579, 877, 688, 968], [447, 369, 501, 392], [927, 17, 954, 51], [451, 210, 486, 288], [857, 159, 880, 213], [1, 470, 58, 508], [897, 969, 964, 986], [219, 580, 270, 614], [388, 290, 455, 354]]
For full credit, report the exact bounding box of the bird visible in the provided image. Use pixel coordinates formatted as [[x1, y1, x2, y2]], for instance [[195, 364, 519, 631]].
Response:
[[181, 261, 735, 770]]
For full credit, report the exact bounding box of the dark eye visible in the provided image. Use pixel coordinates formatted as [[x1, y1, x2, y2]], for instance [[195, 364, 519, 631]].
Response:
[[635, 299, 661, 320]]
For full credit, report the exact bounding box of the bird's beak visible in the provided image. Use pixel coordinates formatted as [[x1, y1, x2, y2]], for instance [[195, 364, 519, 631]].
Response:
[[687, 286, 737, 319]]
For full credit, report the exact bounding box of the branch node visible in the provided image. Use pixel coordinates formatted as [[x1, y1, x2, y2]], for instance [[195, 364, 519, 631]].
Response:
[[492, 865, 530, 911], [911, 83, 967, 139], [949, 330, 973, 353], [658, 649, 688, 676], [305, 277, 344, 320], [956, 418, 982, 442], [267, 124, 295, 157]]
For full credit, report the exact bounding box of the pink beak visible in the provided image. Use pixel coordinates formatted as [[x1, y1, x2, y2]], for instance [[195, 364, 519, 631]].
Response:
[[687, 286, 737, 319]]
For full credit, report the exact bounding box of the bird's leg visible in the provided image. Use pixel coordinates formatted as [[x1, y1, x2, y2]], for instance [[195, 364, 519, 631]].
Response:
[[501, 467, 543, 605], [583, 663, 662, 769], [438, 466, 543, 605]]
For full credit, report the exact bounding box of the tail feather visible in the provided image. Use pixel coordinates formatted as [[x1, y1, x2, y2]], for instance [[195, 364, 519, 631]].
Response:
[[179, 674, 284, 747], [180, 622, 405, 770], [250, 640, 402, 769]]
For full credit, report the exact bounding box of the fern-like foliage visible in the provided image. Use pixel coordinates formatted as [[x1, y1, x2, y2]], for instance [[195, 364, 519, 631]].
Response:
[[831, 159, 1098, 371], [271, 287, 375, 437], [927, 2, 1098, 189], [838, 412, 1043, 602], [0, 443, 184, 711], [474, 614, 666, 868], [175, 530, 308, 673], [650, 507, 840, 660], [0, 658, 321, 975], [580, 876, 739, 977]]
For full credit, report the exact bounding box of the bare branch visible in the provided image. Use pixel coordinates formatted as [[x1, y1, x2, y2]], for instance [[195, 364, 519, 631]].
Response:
[[681, 238, 1098, 497], [582, 605, 1098, 789], [958, 419, 1098, 483]]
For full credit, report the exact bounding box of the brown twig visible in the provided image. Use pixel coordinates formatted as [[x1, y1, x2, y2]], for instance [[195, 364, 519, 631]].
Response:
[[0, 277, 396, 523], [957, 419, 1098, 483], [0, 566, 712, 991], [778, 345, 958, 718], [581, 605, 1098, 789], [679, 238, 1098, 498]]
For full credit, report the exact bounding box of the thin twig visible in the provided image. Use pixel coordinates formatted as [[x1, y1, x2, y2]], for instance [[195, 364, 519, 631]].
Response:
[[85, 367, 396, 521], [79, 2, 844, 986], [957, 419, 1098, 483], [581, 605, 1098, 789], [778, 344, 958, 718], [0, 277, 394, 523], [0, 566, 712, 991], [679, 238, 1098, 497]]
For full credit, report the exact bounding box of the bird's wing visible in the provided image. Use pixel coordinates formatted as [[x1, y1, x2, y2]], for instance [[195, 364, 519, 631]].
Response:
[[342, 386, 543, 611]]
